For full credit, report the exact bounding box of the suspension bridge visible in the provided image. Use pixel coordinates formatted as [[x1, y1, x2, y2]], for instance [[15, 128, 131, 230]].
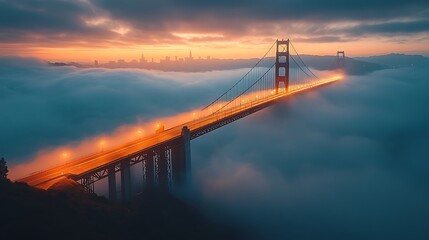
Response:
[[18, 39, 344, 202]]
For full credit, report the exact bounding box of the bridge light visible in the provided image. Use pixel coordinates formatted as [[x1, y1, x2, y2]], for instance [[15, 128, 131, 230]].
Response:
[[155, 123, 164, 133], [61, 152, 70, 162], [334, 75, 343, 80], [137, 129, 144, 139], [99, 140, 106, 151], [61, 151, 70, 163]]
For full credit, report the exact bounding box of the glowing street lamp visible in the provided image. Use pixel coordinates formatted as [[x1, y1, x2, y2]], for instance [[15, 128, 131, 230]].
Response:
[[155, 123, 164, 134], [61, 152, 70, 163], [99, 140, 106, 152], [137, 129, 144, 139]]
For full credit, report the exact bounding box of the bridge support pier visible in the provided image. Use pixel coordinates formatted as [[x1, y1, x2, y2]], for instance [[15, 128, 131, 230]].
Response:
[[154, 146, 168, 188], [121, 159, 131, 202], [81, 175, 94, 193], [182, 126, 191, 184], [146, 156, 154, 187], [275, 39, 290, 93], [337, 51, 345, 70], [74, 127, 193, 199], [108, 165, 116, 202]]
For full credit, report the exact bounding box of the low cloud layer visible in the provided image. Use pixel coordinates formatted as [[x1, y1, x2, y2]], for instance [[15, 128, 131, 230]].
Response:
[[1, 56, 428, 239], [0, 57, 245, 170], [191, 65, 429, 239]]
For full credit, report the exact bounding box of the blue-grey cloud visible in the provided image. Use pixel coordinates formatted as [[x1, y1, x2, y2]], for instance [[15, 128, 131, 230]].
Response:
[[1, 55, 428, 239], [0, 57, 246, 163], [94, 0, 429, 23], [0, 0, 87, 30], [345, 19, 429, 36], [92, 0, 429, 39], [0, 0, 428, 45], [190, 63, 429, 239]]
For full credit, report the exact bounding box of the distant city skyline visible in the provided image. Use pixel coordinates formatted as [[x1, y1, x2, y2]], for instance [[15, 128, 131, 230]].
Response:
[[83, 50, 217, 68], [4, 42, 429, 63], [107, 50, 213, 64], [53, 49, 264, 72], [1, 1, 428, 62]]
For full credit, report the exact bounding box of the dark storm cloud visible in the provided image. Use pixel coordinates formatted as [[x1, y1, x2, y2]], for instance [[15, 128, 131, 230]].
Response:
[[346, 19, 429, 36], [0, 0, 88, 30], [189, 64, 429, 239], [0, 0, 117, 43], [94, 0, 429, 23], [0, 0, 428, 45], [93, 0, 429, 34], [0, 57, 245, 163], [293, 36, 348, 43]]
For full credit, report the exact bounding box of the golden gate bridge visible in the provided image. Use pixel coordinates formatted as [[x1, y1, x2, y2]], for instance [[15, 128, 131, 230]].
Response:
[[18, 39, 344, 202]]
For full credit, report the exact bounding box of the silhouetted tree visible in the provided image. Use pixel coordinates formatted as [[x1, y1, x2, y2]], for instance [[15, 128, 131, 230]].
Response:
[[0, 157, 8, 181]]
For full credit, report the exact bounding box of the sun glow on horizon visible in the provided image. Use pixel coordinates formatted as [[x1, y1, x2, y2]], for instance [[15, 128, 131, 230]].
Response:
[[2, 36, 429, 63]]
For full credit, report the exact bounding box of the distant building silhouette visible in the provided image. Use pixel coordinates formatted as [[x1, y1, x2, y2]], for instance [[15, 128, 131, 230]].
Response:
[[140, 53, 147, 63], [187, 50, 193, 61], [160, 56, 171, 64]]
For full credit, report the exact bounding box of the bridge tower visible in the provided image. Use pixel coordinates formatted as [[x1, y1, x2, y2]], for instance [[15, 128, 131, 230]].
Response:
[[337, 51, 345, 69], [275, 39, 290, 93]]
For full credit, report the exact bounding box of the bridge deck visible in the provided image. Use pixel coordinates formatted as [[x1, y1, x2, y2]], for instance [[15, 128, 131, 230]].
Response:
[[18, 77, 340, 189]]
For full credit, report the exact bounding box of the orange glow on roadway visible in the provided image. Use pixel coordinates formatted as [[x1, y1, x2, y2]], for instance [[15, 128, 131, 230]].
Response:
[[11, 72, 344, 184], [9, 110, 199, 180]]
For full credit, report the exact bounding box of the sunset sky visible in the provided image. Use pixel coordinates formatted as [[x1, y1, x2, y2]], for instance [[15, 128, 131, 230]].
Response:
[[1, 1, 429, 239], [1, 0, 429, 62]]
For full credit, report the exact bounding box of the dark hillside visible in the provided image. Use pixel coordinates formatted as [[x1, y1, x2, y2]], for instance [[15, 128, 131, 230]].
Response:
[[0, 180, 242, 240]]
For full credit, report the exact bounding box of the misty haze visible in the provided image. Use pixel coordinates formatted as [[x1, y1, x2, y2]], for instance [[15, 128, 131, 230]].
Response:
[[1, 0, 429, 239], [1, 54, 429, 239]]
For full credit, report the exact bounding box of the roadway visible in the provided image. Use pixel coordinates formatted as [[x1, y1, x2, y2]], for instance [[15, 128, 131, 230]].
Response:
[[18, 76, 341, 189]]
